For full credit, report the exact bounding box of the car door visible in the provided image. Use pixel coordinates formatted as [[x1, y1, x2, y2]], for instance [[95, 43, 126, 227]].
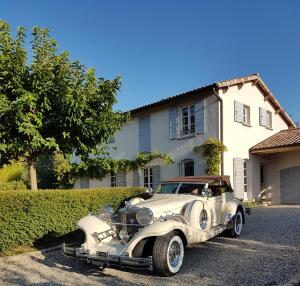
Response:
[[206, 185, 225, 226], [206, 196, 223, 226]]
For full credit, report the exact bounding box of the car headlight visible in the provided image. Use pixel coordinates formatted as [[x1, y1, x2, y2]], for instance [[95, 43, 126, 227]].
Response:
[[136, 207, 153, 226], [98, 205, 114, 221]]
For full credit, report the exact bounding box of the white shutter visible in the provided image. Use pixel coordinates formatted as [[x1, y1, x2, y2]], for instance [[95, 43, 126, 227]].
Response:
[[195, 100, 204, 134], [234, 101, 243, 123], [139, 116, 151, 152], [132, 169, 140, 187], [169, 107, 178, 139], [80, 176, 89, 189], [116, 171, 126, 186], [152, 165, 161, 191], [233, 158, 245, 199], [259, 107, 267, 127]]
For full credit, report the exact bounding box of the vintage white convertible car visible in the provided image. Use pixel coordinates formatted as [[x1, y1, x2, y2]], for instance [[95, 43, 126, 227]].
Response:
[[63, 176, 245, 276]]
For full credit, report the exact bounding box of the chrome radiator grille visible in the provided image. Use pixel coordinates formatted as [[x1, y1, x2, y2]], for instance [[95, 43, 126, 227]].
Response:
[[117, 208, 140, 236]]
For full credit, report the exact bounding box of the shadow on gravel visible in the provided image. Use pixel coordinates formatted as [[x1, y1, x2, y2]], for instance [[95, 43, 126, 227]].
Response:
[[30, 248, 116, 278], [31, 247, 158, 278]]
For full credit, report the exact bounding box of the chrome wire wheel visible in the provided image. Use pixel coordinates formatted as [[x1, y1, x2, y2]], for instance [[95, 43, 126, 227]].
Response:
[[167, 236, 184, 273], [234, 211, 243, 236], [199, 209, 208, 230]]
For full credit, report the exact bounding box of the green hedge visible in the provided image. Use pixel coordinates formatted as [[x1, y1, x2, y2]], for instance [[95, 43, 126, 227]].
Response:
[[0, 180, 27, 191], [0, 187, 144, 253]]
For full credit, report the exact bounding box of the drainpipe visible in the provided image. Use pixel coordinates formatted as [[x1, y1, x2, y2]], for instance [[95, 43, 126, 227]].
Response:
[[212, 85, 224, 176]]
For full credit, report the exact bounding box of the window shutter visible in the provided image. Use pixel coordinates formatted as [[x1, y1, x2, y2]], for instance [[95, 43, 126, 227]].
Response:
[[132, 169, 140, 187], [259, 107, 267, 127], [195, 100, 204, 134], [116, 171, 126, 186], [233, 158, 245, 199], [139, 116, 151, 152], [266, 111, 272, 128], [234, 101, 243, 123], [152, 165, 161, 191], [80, 176, 89, 189], [169, 107, 178, 139]]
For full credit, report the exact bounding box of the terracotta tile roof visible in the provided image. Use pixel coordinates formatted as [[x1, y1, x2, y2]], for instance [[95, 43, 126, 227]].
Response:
[[129, 84, 213, 114], [128, 73, 296, 128], [250, 128, 300, 153]]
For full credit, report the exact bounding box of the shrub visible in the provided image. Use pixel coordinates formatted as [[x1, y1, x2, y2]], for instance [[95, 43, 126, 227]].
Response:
[[197, 137, 227, 175], [0, 180, 27, 191], [0, 187, 144, 253], [0, 161, 26, 183]]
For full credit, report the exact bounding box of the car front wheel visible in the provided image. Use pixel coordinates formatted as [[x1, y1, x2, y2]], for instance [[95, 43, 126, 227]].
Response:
[[152, 231, 184, 276]]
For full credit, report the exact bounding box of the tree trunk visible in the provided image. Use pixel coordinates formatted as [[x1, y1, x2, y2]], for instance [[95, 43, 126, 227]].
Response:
[[29, 159, 38, 190]]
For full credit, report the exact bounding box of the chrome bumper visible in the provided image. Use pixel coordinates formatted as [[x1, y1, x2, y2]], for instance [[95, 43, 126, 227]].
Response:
[[63, 243, 153, 271]]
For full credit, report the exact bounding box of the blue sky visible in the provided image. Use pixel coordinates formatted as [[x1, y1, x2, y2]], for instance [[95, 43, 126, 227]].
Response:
[[1, 0, 300, 123]]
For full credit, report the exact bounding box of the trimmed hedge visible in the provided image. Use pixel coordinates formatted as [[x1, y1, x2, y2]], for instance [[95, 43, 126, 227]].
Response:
[[0, 187, 144, 253]]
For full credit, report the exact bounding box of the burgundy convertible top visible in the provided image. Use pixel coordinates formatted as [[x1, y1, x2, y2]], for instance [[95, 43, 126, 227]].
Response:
[[161, 176, 233, 191]]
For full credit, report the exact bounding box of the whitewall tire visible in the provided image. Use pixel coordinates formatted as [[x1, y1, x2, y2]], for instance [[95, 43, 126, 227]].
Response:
[[152, 231, 185, 276], [227, 210, 243, 237]]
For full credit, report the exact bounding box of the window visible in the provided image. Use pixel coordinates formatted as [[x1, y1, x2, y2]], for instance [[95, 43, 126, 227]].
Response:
[[143, 167, 153, 189], [259, 107, 272, 129], [177, 183, 206, 194], [110, 172, 116, 187], [179, 159, 195, 176], [242, 105, 250, 125], [260, 163, 265, 188], [243, 161, 247, 192], [234, 101, 251, 126], [157, 183, 179, 194], [180, 105, 195, 136], [209, 181, 231, 196]]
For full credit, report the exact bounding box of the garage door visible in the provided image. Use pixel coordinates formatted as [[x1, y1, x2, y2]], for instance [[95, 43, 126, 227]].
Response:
[[280, 166, 300, 204]]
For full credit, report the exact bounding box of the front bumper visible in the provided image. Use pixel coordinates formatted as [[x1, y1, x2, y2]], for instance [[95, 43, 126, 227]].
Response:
[[63, 243, 153, 271]]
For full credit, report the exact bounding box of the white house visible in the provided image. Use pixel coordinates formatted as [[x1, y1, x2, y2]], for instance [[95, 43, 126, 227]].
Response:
[[74, 73, 300, 204]]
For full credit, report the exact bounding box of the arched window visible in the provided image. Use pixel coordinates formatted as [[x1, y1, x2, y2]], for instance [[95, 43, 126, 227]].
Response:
[[179, 159, 195, 177]]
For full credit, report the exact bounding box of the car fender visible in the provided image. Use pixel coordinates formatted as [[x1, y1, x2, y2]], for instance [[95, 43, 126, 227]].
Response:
[[77, 215, 111, 249], [221, 199, 245, 225], [126, 218, 188, 256]]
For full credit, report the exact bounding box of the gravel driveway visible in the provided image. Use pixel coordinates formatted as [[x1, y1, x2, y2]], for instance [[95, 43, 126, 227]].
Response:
[[0, 205, 299, 286]]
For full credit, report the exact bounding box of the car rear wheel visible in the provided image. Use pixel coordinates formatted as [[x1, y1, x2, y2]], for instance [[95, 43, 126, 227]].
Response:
[[152, 231, 184, 276], [227, 210, 243, 237]]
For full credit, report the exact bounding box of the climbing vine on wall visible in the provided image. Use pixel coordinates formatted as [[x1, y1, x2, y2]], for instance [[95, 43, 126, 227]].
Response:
[[54, 151, 174, 188], [197, 137, 227, 176]]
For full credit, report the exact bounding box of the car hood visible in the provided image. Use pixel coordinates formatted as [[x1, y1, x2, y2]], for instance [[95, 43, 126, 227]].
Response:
[[135, 194, 204, 217]]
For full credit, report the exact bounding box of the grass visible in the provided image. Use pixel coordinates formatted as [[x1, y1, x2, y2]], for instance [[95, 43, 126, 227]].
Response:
[[243, 200, 262, 208]]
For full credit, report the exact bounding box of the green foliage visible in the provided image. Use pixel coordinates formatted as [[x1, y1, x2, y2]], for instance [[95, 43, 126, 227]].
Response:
[[0, 187, 144, 253], [199, 137, 227, 175], [0, 180, 27, 191], [0, 161, 25, 183], [54, 151, 174, 189], [0, 20, 128, 189]]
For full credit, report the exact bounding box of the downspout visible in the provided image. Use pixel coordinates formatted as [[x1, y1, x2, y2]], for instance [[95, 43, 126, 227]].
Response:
[[212, 85, 224, 176]]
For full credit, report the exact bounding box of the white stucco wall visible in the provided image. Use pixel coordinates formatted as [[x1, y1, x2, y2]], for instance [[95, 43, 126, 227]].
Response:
[[90, 93, 220, 187], [220, 82, 289, 199], [265, 151, 300, 204]]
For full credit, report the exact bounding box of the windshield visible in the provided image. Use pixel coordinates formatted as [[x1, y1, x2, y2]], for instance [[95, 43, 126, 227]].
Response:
[[157, 183, 179, 194], [177, 183, 206, 195], [156, 182, 207, 195]]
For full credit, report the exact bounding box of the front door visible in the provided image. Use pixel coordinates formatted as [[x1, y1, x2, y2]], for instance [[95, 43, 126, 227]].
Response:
[[206, 194, 224, 226]]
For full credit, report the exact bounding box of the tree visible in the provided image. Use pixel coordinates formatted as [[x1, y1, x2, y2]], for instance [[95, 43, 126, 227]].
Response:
[[0, 20, 128, 190]]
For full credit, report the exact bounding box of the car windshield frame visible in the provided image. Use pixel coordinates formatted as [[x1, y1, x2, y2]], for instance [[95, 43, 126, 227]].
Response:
[[156, 182, 208, 195]]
